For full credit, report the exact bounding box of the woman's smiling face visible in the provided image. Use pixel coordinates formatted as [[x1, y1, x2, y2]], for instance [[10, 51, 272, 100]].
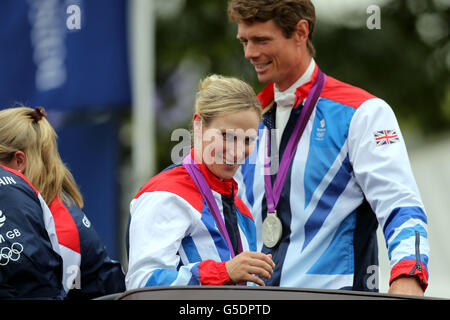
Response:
[[194, 109, 260, 180]]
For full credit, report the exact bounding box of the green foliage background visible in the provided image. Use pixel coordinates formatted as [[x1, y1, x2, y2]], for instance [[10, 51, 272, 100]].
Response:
[[149, 0, 450, 171]]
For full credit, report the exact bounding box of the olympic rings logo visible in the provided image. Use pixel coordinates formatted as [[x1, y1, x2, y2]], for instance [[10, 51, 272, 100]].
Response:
[[0, 242, 23, 266]]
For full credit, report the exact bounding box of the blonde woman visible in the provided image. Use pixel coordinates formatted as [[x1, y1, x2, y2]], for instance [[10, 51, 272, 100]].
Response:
[[126, 75, 275, 289], [0, 106, 125, 299]]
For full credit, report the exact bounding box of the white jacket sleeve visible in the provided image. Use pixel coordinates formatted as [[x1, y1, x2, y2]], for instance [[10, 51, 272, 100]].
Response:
[[348, 98, 429, 288], [125, 191, 199, 289]]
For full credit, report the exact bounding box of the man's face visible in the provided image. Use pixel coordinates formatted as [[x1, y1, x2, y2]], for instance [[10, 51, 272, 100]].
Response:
[[237, 20, 303, 91]]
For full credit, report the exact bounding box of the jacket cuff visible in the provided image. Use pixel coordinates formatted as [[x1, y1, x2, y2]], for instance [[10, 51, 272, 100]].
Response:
[[390, 259, 428, 291], [199, 260, 231, 285]]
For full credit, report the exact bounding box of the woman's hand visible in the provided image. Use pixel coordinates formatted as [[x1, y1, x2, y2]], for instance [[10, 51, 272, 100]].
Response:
[[225, 251, 275, 286]]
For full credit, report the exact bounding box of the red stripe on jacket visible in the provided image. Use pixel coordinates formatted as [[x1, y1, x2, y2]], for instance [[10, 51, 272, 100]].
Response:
[[0, 165, 39, 195], [49, 196, 81, 254], [390, 259, 428, 291], [134, 149, 254, 221], [257, 65, 376, 111]]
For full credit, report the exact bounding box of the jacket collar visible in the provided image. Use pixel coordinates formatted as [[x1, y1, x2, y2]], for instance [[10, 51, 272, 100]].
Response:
[[257, 63, 320, 110], [189, 148, 237, 197]]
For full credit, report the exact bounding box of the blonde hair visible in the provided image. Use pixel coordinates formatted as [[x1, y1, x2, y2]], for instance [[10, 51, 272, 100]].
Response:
[[195, 74, 262, 124], [0, 106, 83, 208]]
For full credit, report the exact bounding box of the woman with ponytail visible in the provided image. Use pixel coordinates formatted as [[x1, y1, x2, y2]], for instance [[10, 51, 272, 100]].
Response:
[[0, 106, 125, 299]]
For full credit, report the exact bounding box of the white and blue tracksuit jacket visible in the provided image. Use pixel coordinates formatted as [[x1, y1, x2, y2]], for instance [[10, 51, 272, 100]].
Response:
[[235, 65, 429, 291], [126, 149, 257, 290]]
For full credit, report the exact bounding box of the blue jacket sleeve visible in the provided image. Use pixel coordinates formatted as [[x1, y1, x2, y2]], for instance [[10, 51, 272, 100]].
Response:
[[63, 201, 125, 299], [0, 169, 65, 299]]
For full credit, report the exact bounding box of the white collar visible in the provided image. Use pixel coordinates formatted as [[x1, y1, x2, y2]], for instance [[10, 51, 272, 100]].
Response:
[[274, 58, 316, 107]]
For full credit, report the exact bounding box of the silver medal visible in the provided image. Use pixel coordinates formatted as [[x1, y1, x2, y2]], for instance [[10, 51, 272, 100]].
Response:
[[262, 211, 282, 248]]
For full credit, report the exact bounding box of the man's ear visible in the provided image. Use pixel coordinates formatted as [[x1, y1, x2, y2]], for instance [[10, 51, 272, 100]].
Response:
[[294, 19, 310, 46]]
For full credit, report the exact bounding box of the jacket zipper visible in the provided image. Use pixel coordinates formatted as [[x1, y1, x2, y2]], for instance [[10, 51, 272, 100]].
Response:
[[409, 231, 422, 275]]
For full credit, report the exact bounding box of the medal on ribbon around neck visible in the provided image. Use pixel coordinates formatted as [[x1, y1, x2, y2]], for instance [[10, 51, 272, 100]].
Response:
[[262, 210, 282, 248], [262, 69, 326, 250]]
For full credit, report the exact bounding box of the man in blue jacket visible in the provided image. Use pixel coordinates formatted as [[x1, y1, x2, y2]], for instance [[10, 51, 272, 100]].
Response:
[[229, 0, 429, 295]]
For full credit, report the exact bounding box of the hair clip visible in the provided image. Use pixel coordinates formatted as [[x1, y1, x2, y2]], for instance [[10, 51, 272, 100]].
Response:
[[30, 106, 47, 122]]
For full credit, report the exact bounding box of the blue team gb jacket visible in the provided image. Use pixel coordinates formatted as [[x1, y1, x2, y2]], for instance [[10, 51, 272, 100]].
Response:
[[0, 165, 125, 299]]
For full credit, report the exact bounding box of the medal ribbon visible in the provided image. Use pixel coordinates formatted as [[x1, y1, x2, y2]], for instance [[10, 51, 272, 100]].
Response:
[[264, 69, 326, 213], [182, 154, 243, 258]]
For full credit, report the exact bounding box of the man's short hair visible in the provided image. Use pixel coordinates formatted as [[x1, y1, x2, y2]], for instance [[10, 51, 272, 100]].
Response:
[[228, 0, 316, 57]]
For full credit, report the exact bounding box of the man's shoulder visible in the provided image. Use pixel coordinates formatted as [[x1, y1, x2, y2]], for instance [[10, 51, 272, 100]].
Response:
[[321, 75, 378, 110]]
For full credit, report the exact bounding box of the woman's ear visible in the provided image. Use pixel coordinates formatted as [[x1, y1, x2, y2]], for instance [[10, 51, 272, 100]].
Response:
[[193, 113, 203, 133], [11, 150, 27, 173], [193, 113, 203, 151], [193, 112, 202, 123]]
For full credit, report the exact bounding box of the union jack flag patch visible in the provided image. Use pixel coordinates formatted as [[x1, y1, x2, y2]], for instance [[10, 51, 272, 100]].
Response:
[[374, 130, 399, 147]]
